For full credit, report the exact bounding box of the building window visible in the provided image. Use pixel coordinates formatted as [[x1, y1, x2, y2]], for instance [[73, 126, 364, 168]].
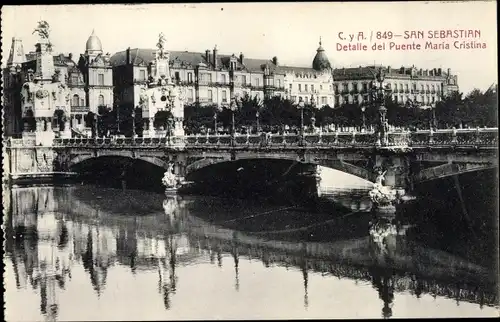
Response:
[[363, 83, 368, 92], [71, 74, 79, 85], [255, 78, 260, 87], [344, 95, 349, 103], [304, 96, 309, 104], [207, 74, 213, 83], [298, 84, 302, 92], [277, 79, 281, 88], [72, 94, 79, 106], [140, 70, 146, 81], [222, 90, 227, 103], [98, 94, 104, 106], [175, 72, 180, 82], [353, 83, 358, 92], [335, 96, 340, 106], [421, 84, 424, 91], [187, 72, 193, 83], [321, 96, 327, 105], [207, 90, 213, 102], [305, 84, 308, 92], [188, 89, 194, 102], [311, 85, 315, 92], [81, 98, 85, 106], [98, 74, 104, 86], [394, 83, 398, 90], [320, 85, 323, 91], [221, 74, 226, 84], [242, 75, 247, 85], [426, 84, 430, 92], [289, 84, 292, 92], [404, 84, 409, 91]]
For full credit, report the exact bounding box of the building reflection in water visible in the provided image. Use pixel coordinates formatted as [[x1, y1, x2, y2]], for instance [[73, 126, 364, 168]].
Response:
[[4, 186, 498, 321]]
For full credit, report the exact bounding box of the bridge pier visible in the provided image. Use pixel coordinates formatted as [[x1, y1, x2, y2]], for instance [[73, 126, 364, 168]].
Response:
[[374, 154, 411, 191]]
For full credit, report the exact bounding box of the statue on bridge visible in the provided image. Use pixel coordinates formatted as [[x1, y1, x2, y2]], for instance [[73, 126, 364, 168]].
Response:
[[369, 170, 398, 213], [162, 163, 185, 194]]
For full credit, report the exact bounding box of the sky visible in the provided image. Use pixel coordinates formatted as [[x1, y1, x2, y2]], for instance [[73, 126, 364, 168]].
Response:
[[1, 2, 498, 95]]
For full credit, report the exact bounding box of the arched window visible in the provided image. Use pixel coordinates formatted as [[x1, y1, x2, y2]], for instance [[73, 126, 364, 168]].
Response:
[[72, 94, 79, 107], [98, 94, 105, 106]]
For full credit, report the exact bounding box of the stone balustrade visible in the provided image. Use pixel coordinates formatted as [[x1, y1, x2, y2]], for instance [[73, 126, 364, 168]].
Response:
[[48, 128, 498, 150]]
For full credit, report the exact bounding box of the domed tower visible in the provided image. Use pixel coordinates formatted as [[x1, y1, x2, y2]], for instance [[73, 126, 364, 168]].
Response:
[[312, 37, 332, 72], [85, 30, 103, 57], [78, 30, 113, 118]]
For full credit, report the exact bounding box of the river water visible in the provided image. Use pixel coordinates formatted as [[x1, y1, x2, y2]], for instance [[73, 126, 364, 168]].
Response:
[[3, 169, 499, 320]]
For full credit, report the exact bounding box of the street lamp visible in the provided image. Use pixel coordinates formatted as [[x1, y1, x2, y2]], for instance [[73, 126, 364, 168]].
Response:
[[297, 96, 305, 144], [132, 107, 136, 138], [229, 95, 241, 136], [361, 105, 366, 131], [214, 105, 222, 134], [430, 103, 437, 130], [310, 95, 317, 131], [256, 110, 260, 134]]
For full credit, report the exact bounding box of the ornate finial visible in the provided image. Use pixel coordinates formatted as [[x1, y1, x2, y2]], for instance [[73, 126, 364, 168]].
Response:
[[214, 44, 218, 50], [319, 36, 322, 46]]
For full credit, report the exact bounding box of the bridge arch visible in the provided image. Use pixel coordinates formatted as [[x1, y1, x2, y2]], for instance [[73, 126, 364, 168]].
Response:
[[69, 154, 169, 170], [413, 162, 498, 183], [185, 155, 375, 183]]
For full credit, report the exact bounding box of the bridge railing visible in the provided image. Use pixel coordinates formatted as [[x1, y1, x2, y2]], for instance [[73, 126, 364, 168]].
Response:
[[409, 128, 498, 147], [45, 127, 498, 149]]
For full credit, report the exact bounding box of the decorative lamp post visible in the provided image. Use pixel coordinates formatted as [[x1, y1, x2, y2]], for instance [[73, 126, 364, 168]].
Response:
[[310, 95, 317, 132], [361, 105, 366, 132], [228, 95, 242, 145], [167, 117, 173, 144], [131, 108, 136, 138], [430, 103, 437, 130], [256, 110, 261, 134], [372, 67, 392, 146], [297, 96, 305, 145], [214, 105, 222, 134]]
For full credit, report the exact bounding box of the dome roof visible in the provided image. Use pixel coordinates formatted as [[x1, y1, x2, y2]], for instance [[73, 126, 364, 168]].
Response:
[[312, 38, 331, 71], [86, 30, 102, 52]]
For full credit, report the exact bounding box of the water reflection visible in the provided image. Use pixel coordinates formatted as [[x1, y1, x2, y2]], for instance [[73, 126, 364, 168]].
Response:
[[4, 185, 498, 320]]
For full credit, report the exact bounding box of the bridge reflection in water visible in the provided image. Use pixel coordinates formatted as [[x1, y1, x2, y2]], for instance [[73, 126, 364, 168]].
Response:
[[3, 185, 498, 321]]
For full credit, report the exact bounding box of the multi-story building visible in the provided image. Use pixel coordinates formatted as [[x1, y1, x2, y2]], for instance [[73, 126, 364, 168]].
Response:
[[2, 30, 113, 137], [332, 65, 459, 107], [109, 38, 335, 111]]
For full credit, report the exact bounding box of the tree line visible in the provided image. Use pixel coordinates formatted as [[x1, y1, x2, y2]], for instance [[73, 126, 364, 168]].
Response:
[[61, 85, 496, 137]]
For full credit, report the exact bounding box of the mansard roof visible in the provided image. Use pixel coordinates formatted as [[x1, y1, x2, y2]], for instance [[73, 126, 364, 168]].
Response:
[[277, 65, 327, 77], [333, 65, 450, 81], [109, 48, 282, 74], [24, 52, 76, 67]]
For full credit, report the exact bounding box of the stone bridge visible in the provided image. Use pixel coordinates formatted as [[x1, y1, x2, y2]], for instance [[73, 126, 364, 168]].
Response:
[[6, 128, 498, 189]]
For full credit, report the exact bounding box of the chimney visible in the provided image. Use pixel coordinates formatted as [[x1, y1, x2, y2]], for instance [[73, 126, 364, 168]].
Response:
[[68, 53, 73, 60], [343, 67, 346, 75], [430, 69, 434, 76], [240, 52, 245, 64], [419, 68, 422, 75], [272, 56, 278, 66], [205, 49, 210, 63], [438, 68, 442, 75], [126, 47, 131, 65], [387, 66, 391, 73], [447, 68, 451, 75], [400, 66, 405, 74], [213, 45, 218, 69]]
